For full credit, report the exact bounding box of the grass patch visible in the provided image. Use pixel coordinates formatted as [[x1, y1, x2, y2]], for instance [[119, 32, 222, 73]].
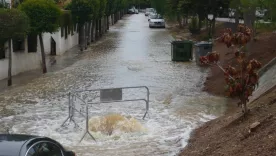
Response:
[[255, 22, 276, 34]]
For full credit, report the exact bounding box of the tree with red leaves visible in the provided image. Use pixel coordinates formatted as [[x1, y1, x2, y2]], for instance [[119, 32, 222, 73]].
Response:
[[200, 24, 262, 114]]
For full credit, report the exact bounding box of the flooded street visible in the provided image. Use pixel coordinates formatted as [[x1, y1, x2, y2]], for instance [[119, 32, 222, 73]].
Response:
[[0, 14, 227, 155]]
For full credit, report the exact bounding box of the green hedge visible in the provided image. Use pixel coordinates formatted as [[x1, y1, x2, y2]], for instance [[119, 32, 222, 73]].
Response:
[[60, 10, 74, 38], [0, 8, 29, 42], [60, 10, 73, 27], [189, 16, 201, 34]]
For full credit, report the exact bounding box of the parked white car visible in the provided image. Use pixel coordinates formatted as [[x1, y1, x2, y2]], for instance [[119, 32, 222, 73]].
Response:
[[128, 6, 139, 14], [228, 9, 235, 18], [145, 8, 155, 16], [148, 12, 156, 21], [256, 8, 267, 18], [149, 14, 165, 28], [229, 8, 267, 19]]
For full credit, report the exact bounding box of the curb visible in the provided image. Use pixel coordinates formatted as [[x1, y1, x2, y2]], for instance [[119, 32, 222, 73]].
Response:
[[258, 57, 276, 77]]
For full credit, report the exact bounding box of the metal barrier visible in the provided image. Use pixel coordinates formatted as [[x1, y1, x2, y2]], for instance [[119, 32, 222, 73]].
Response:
[[61, 86, 150, 142]]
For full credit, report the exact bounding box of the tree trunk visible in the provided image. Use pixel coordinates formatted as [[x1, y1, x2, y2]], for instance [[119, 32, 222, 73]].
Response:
[[243, 7, 256, 51], [242, 99, 248, 114], [95, 20, 98, 40], [105, 16, 108, 32], [107, 16, 110, 30], [198, 17, 203, 29], [99, 18, 102, 37], [177, 14, 182, 28], [235, 11, 240, 25], [182, 17, 188, 26], [87, 21, 92, 45], [211, 17, 216, 35], [8, 39, 12, 86], [91, 20, 95, 42], [102, 17, 105, 34], [112, 14, 114, 25], [95, 19, 99, 40], [243, 8, 256, 30], [39, 34, 47, 73], [79, 24, 85, 51], [84, 23, 88, 50], [113, 14, 115, 24]]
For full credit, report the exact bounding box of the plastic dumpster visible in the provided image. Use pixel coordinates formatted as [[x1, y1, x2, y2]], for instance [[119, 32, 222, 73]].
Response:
[[171, 40, 193, 61], [194, 41, 213, 64]]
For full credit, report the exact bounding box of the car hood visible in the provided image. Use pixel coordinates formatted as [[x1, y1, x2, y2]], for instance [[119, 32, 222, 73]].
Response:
[[150, 19, 164, 22]]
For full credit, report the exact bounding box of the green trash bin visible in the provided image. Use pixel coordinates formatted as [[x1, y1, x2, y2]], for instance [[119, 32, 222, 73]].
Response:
[[171, 40, 193, 61]]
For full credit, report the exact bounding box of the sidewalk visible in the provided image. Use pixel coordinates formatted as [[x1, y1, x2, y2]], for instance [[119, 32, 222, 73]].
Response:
[[0, 45, 82, 92]]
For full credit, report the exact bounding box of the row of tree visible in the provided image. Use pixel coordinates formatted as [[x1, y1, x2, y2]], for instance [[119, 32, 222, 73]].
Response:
[[1, 0, 147, 87], [150, 0, 276, 31], [1, 0, 61, 86]]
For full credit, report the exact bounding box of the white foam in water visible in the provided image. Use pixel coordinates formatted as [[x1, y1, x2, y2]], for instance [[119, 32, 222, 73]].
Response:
[[3, 92, 221, 156], [2, 90, 219, 156]]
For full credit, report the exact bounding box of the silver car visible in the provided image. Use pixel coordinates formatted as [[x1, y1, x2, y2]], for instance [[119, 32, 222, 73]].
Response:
[[148, 12, 156, 21], [145, 8, 155, 16], [149, 14, 165, 28]]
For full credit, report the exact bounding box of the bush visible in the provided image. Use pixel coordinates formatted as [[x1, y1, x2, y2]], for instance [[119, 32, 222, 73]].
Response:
[[64, 1, 72, 10], [70, 0, 94, 24], [255, 21, 276, 33], [19, 0, 61, 34], [189, 16, 201, 34], [0, 8, 30, 42], [19, 0, 61, 73], [60, 10, 74, 37], [60, 10, 73, 27]]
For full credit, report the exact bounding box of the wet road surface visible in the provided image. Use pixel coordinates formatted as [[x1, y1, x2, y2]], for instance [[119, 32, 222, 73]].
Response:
[[0, 14, 228, 155]]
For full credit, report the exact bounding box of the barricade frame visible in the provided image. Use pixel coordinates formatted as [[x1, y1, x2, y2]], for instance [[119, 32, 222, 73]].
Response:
[[61, 86, 150, 142]]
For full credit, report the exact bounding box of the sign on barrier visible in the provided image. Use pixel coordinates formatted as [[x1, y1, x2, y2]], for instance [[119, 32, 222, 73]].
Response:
[[61, 86, 150, 142], [100, 88, 123, 102]]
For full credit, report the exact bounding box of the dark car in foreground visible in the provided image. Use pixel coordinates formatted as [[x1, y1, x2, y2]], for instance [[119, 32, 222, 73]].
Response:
[[0, 134, 75, 156]]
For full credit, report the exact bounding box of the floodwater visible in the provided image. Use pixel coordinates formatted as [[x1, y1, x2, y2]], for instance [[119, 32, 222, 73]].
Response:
[[0, 14, 228, 155]]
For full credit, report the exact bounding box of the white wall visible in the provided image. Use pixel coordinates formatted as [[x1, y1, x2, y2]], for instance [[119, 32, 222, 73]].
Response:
[[0, 26, 79, 80], [0, 39, 41, 80], [40, 26, 79, 55]]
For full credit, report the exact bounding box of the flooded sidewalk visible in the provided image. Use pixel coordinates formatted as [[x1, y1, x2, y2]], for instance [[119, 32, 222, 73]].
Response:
[[0, 45, 84, 92]]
